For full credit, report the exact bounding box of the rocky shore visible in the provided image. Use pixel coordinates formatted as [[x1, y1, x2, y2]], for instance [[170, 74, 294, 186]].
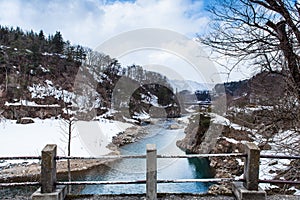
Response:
[[176, 112, 300, 195], [109, 125, 149, 149], [109, 119, 184, 149], [175, 113, 253, 195]]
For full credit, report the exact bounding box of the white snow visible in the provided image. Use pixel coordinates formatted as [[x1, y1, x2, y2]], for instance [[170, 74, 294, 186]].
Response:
[[28, 80, 75, 103], [259, 156, 292, 192], [140, 93, 160, 107], [211, 113, 299, 195], [40, 66, 50, 73], [211, 113, 231, 125], [220, 137, 239, 144], [5, 100, 60, 107], [133, 111, 150, 120], [257, 129, 300, 194], [76, 119, 133, 156], [28, 79, 102, 112], [25, 49, 33, 54], [86, 66, 105, 83], [0, 118, 133, 166], [236, 158, 244, 166], [291, 187, 300, 195], [176, 115, 190, 124], [185, 105, 197, 113], [123, 116, 139, 123], [42, 52, 53, 56], [229, 105, 274, 114], [211, 113, 254, 133]]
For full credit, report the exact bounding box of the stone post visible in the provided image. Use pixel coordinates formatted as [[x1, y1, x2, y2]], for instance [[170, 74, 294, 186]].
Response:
[[232, 142, 266, 200], [41, 144, 57, 193], [146, 144, 157, 200], [243, 142, 260, 190], [32, 144, 66, 200]]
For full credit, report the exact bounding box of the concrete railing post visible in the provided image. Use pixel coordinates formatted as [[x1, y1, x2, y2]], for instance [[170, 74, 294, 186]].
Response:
[[41, 144, 57, 193], [146, 144, 157, 200], [232, 142, 266, 200], [243, 142, 260, 190], [32, 144, 66, 200]]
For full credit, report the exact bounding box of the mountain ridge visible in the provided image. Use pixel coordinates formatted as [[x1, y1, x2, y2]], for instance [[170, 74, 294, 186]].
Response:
[[170, 79, 215, 93]]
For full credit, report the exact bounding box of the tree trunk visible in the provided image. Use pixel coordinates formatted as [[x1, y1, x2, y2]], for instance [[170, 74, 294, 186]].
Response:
[[276, 21, 300, 99], [5, 67, 8, 92], [67, 120, 72, 193]]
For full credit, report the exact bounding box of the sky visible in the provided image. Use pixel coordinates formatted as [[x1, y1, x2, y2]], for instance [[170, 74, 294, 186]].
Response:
[[0, 0, 252, 82]]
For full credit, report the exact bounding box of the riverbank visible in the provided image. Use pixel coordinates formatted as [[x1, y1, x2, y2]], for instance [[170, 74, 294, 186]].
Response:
[[0, 118, 176, 182], [0, 158, 120, 182], [0, 117, 139, 182], [109, 125, 150, 149], [1, 116, 210, 195], [0, 127, 144, 182], [176, 112, 300, 195]]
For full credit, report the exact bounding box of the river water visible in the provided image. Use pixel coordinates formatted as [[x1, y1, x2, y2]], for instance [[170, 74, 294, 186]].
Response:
[[73, 119, 212, 194]]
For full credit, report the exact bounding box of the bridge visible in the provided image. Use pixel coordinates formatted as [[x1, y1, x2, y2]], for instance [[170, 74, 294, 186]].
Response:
[[0, 143, 299, 200], [184, 101, 212, 106]]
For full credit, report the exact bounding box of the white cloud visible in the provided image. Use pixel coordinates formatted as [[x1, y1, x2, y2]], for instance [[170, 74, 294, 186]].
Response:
[[0, 0, 248, 82], [0, 0, 208, 48]]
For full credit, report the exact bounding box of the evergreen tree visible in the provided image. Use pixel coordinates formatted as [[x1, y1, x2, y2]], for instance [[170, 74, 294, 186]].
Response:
[[51, 31, 64, 54], [38, 30, 45, 41]]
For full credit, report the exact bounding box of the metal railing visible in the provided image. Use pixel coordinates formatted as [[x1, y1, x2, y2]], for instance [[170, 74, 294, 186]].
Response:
[[0, 143, 300, 200]]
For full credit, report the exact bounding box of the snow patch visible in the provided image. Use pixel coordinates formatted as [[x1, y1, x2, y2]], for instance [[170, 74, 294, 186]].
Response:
[[0, 118, 133, 166], [211, 113, 253, 133], [133, 111, 150, 120], [28, 80, 75, 103], [5, 100, 60, 107]]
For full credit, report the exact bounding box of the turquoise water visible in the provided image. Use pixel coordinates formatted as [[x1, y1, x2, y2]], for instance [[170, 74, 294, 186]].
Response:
[[78, 119, 212, 194]]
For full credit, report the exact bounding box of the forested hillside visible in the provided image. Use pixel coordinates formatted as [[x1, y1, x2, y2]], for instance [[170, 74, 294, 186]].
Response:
[[0, 26, 180, 122]]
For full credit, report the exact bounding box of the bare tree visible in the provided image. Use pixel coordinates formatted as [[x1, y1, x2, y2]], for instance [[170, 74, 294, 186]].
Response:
[[59, 89, 76, 193], [83, 48, 111, 75], [200, 0, 300, 192], [200, 0, 300, 147], [199, 0, 300, 98]]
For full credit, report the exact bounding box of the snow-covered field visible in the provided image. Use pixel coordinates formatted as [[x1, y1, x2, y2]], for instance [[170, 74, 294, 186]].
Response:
[[0, 118, 133, 159]]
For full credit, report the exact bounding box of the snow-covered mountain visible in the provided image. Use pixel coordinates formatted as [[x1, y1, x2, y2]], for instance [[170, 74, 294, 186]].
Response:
[[169, 79, 215, 93]]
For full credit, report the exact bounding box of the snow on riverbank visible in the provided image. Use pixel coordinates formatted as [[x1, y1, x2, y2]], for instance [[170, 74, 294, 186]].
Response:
[[0, 118, 133, 159], [210, 113, 300, 195]]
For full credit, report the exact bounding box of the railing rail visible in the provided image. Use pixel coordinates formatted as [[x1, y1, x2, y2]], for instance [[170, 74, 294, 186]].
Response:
[[2, 153, 300, 161], [55, 178, 245, 185], [3, 153, 300, 161], [260, 154, 300, 159], [0, 182, 40, 187], [0, 156, 41, 160]]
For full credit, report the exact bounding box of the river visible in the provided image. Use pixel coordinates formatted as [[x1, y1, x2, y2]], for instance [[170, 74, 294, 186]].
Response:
[[71, 118, 213, 194]]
